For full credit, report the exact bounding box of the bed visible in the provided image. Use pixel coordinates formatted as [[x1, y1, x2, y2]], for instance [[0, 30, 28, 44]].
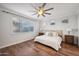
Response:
[[34, 30, 63, 51]]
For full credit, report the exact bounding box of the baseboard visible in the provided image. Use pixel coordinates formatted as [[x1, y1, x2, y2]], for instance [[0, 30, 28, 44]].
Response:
[[0, 38, 33, 49]]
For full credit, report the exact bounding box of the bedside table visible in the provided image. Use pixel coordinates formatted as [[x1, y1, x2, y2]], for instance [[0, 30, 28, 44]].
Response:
[[65, 35, 74, 45], [38, 32, 44, 36]]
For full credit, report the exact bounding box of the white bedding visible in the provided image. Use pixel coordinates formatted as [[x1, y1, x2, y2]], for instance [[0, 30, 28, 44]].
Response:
[[34, 35, 62, 51]]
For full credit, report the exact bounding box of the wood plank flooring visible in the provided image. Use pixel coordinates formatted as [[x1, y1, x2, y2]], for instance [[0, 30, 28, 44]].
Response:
[[0, 40, 79, 56]]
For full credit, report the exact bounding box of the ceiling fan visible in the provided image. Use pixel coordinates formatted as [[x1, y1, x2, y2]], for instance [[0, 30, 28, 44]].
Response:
[[31, 3, 54, 17]]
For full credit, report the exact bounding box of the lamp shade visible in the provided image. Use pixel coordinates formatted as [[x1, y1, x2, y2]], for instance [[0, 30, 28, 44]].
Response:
[[66, 29, 72, 32], [66, 29, 72, 34]]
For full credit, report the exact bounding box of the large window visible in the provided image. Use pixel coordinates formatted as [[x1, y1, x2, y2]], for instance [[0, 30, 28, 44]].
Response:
[[13, 17, 34, 32]]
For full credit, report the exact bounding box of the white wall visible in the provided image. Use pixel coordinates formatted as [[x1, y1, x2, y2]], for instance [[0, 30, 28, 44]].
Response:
[[41, 15, 78, 33], [0, 11, 39, 49]]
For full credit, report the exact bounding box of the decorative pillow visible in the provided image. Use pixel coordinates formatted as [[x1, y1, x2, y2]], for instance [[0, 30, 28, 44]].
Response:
[[45, 32, 53, 36], [48, 32, 53, 36], [44, 32, 49, 36], [52, 32, 58, 36]]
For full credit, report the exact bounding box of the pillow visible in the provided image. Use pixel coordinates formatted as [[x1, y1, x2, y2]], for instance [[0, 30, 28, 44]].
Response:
[[44, 32, 49, 36], [48, 32, 53, 36], [52, 32, 58, 36], [45, 32, 53, 36]]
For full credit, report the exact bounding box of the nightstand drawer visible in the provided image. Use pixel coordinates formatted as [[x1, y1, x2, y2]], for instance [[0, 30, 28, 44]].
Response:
[[65, 37, 74, 40], [65, 35, 74, 44]]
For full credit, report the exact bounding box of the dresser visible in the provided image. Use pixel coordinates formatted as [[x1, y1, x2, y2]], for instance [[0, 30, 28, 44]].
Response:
[[65, 35, 74, 45]]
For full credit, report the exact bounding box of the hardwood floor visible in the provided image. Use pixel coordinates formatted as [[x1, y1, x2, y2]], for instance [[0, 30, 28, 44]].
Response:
[[0, 40, 79, 56]]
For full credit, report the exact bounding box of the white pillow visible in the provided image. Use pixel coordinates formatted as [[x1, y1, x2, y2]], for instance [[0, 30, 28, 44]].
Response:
[[45, 32, 53, 36], [52, 32, 58, 36], [45, 32, 49, 36]]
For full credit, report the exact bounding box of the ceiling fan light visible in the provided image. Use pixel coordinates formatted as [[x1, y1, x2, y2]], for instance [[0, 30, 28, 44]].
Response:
[[38, 7, 45, 15], [38, 11, 43, 15]]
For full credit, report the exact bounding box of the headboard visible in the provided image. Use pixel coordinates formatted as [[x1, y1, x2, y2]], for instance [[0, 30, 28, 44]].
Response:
[[42, 30, 63, 39]]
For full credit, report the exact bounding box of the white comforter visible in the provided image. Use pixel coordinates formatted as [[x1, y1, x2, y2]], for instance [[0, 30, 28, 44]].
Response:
[[34, 35, 62, 51]]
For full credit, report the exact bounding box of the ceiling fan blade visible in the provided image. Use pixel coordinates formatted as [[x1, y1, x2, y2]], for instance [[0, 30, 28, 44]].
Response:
[[31, 4, 38, 10], [29, 10, 36, 13], [37, 14, 39, 17], [42, 3, 46, 8], [32, 12, 37, 15], [45, 8, 54, 11], [42, 14, 45, 17], [45, 13, 51, 15]]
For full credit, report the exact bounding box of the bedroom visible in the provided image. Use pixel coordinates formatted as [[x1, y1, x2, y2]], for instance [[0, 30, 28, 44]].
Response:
[[0, 3, 79, 56]]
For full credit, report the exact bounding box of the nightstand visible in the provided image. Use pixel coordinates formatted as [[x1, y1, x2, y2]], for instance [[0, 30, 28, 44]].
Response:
[[65, 35, 74, 45], [38, 32, 44, 36]]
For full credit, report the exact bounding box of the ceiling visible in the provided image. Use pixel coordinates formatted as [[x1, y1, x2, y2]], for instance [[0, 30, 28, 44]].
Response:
[[0, 3, 79, 21]]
